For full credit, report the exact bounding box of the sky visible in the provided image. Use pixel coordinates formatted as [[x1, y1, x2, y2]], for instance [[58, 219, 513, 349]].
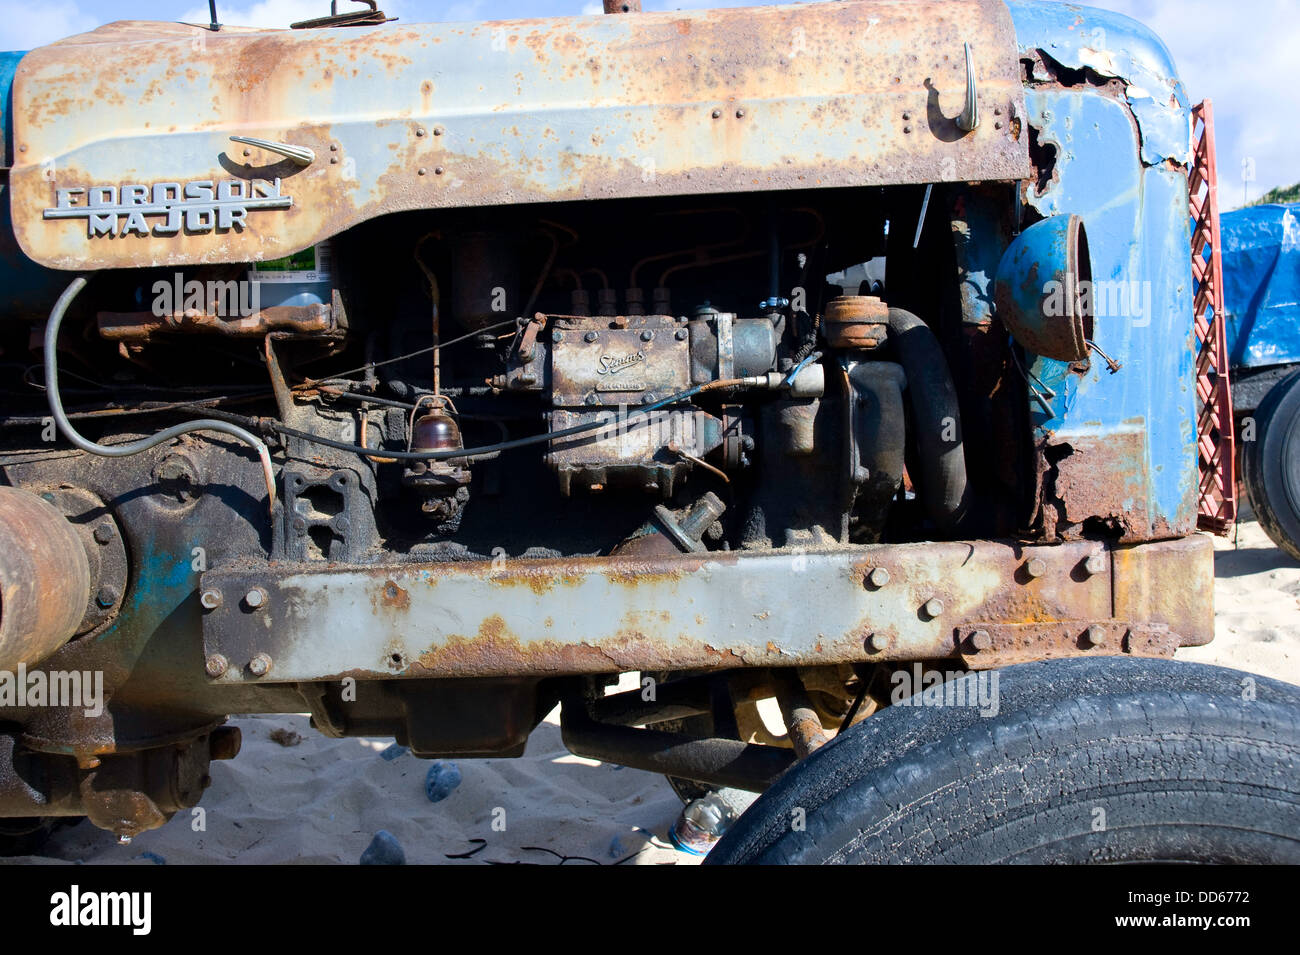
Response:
[[0, 0, 1293, 207]]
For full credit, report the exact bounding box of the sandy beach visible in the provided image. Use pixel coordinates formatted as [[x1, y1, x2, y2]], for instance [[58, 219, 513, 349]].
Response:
[[14, 517, 1299, 866]]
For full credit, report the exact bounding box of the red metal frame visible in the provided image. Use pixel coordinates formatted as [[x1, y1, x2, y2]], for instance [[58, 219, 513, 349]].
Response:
[[1190, 100, 1236, 534]]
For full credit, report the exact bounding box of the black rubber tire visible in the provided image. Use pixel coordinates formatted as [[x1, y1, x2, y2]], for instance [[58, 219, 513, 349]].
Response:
[[706, 657, 1300, 864], [1242, 367, 1300, 561]]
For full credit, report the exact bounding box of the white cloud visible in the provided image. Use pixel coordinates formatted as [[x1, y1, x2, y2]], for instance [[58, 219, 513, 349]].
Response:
[[0, 0, 95, 49]]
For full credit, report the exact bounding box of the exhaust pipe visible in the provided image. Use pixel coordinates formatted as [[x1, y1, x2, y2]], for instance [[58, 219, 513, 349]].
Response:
[[0, 487, 92, 670]]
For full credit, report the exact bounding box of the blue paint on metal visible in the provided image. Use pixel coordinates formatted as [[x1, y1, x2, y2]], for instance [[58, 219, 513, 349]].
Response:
[[1020, 85, 1197, 533], [1007, 0, 1190, 165], [0, 49, 67, 322], [1219, 202, 1300, 369]]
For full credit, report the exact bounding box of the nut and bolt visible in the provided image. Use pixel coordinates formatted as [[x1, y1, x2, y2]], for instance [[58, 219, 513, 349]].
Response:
[[1083, 553, 1107, 577], [584, 330, 599, 343], [1025, 557, 1047, 579], [95, 585, 120, 609], [244, 587, 268, 610], [205, 653, 229, 678], [867, 567, 891, 588], [968, 629, 993, 651], [640, 330, 654, 341], [1084, 625, 1107, 648], [199, 588, 223, 610], [865, 632, 893, 653], [248, 653, 273, 677], [922, 597, 944, 618], [552, 330, 564, 343], [93, 523, 115, 545], [675, 328, 688, 340]]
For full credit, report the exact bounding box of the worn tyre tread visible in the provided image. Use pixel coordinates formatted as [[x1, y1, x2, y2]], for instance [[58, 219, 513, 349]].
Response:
[[707, 658, 1300, 864]]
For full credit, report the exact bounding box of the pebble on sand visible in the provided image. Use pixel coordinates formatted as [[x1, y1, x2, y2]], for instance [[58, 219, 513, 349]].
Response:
[[360, 830, 406, 865], [424, 761, 462, 803]]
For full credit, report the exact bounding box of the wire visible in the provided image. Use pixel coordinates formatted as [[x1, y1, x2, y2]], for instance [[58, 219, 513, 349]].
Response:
[[299, 317, 520, 385], [43, 275, 277, 513]]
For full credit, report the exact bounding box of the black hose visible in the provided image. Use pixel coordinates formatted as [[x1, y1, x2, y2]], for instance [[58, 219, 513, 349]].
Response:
[[886, 307, 971, 529]]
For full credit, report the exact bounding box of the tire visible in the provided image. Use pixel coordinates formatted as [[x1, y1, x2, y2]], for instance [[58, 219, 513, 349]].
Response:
[[706, 657, 1300, 864], [1242, 367, 1300, 561]]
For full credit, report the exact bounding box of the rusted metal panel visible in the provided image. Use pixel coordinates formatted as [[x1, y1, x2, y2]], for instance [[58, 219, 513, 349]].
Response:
[[198, 535, 1211, 683], [97, 302, 336, 340], [10, 1, 1030, 270]]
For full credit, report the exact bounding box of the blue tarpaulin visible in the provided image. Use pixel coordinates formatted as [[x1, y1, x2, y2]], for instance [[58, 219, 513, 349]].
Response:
[[1220, 202, 1300, 368]]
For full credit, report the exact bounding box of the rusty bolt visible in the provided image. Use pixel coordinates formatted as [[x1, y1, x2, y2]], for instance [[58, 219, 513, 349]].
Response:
[[969, 629, 993, 651], [200, 588, 223, 610], [205, 653, 229, 678], [1025, 557, 1047, 579], [866, 632, 893, 653], [1084, 625, 1106, 648], [244, 587, 268, 610], [248, 653, 273, 677], [922, 597, 944, 618], [93, 523, 115, 545], [584, 330, 599, 343], [96, 585, 120, 609], [675, 328, 688, 340], [867, 567, 890, 588], [1083, 553, 1107, 577], [640, 330, 654, 342]]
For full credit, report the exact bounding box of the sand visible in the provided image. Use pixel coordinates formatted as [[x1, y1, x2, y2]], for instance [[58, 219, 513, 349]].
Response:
[[13, 518, 1299, 865]]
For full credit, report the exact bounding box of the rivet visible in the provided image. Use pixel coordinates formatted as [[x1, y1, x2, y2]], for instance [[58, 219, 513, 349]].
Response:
[[866, 632, 893, 653], [867, 567, 890, 587], [1083, 553, 1107, 577], [903, 125, 912, 133], [329, 143, 339, 151], [433, 125, 444, 136], [969, 629, 993, 651], [415, 127, 426, 137], [922, 597, 944, 618], [994, 121, 1003, 130], [1084, 625, 1107, 648], [434, 166, 444, 175], [1025, 557, 1047, 579], [735, 108, 745, 118], [200, 588, 223, 610], [901, 111, 911, 120], [418, 167, 427, 176], [711, 108, 722, 119], [205, 654, 229, 678], [248, 653, 273, 677]]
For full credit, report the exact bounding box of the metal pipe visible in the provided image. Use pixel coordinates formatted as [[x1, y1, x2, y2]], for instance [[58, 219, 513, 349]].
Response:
[[0, 487, 92, 669], [772, 669, 828, 759], [561, 700, 794, 792]]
